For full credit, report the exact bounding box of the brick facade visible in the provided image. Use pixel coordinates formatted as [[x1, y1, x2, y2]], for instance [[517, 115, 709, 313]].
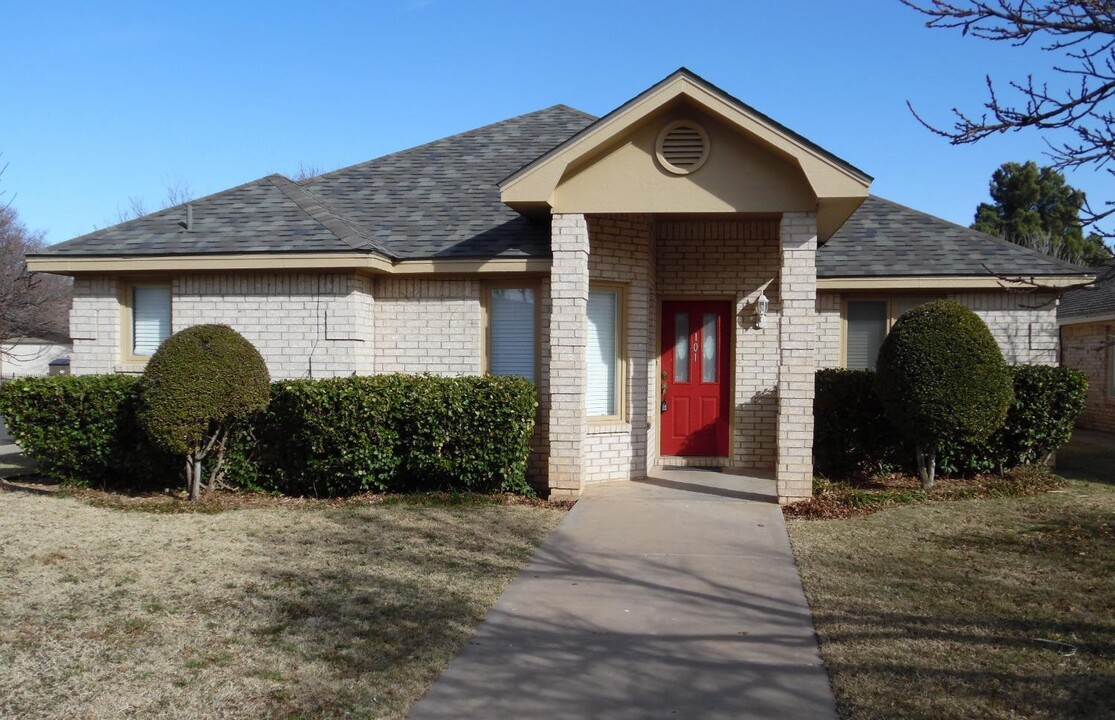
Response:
[[776, 213, 818, 502], [1061, 322, 1115, 433], [815, 290, 1061, 369], [373, 278, 481, 375]]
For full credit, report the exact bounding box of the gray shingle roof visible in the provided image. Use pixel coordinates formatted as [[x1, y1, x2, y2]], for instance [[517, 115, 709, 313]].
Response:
[[819, 196, 1085, 277], [1059, 260, 1115, 320], [33, 106, 1091, 281]]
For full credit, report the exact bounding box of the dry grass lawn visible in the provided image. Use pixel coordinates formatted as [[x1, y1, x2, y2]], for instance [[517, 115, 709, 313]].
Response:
[[0, 491, 565, 719], [788, 465, 1114, 719]]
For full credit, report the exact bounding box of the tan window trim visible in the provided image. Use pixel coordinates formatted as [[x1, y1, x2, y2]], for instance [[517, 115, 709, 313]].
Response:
[[588, 281, 628, 425], [840, 294, 943, 368], [481, 280, 542, 387], [120, 278, 173, 366]]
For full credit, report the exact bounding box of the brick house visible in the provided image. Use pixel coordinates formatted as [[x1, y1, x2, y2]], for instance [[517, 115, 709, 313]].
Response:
[[1060, 261, 1115, 434], [29, 69, 1088, 502]]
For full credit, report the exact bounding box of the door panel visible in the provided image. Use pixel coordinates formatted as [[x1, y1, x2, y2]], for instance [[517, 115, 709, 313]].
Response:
[[661, 300, 731, 457]]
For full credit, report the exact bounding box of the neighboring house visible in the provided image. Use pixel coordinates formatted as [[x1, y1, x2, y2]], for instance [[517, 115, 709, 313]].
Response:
[[0, 333, 72, 379], [27, 69, 1089, 502], [1060, 260, 1115, 434]]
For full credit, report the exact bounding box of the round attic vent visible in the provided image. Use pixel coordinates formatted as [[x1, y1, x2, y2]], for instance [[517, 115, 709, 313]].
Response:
[[655, 121, 710, 175]]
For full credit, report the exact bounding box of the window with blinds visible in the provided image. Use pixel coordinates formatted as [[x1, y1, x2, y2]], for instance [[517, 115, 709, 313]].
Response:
[[587, 288, 619, 417], [132, 284, 172, 357], [846, 301, 887, 370], [488, 288, 536, 383]]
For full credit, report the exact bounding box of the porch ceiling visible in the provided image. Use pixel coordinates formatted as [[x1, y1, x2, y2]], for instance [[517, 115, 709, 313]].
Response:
[[500, 68, 872, 241]]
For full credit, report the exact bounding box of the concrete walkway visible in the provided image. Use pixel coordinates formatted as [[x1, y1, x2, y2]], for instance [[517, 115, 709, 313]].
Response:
[[409, 470, 836, 720]]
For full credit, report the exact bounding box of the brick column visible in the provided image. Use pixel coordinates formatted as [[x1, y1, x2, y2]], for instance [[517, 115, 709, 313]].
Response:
[[777, 212, 817, 503], [548, 213, 589, 498]]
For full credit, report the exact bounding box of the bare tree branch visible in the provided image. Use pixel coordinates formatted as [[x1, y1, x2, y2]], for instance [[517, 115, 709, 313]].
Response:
[[904, 1, 1115, 235]]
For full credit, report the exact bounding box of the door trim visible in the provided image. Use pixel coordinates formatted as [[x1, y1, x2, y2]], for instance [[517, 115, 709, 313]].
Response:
[[658, 296, 735, 459]]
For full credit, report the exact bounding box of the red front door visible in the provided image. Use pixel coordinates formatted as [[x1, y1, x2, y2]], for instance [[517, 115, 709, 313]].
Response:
[[660, 300, 731, 457]]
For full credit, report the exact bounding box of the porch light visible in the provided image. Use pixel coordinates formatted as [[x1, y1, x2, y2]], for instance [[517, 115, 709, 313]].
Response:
[[755, 292, 769, 329]]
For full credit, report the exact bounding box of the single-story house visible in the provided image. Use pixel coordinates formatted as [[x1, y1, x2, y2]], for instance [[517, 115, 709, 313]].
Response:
[[28, 69, 1089, 502], [0, 332, 72, 379], [1060, 260, 1115, 434]]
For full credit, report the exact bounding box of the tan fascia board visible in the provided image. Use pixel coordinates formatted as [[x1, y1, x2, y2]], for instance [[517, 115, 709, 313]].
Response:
[[26, 253, 550, 276], [501, 75, 872, 205], [818, 275, 1091, 291], [1058, 311, 1115, 326]]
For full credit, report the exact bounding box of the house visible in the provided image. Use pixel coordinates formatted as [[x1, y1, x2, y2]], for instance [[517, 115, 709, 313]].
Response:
[[27, 69, 1088, 502], [0, 332, 72, 379], [1060, 260, 1115, 434]]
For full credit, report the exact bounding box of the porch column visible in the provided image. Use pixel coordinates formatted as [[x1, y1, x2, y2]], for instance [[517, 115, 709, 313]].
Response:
[[776, 212, 818, 503], [548, 213, 589, 498]]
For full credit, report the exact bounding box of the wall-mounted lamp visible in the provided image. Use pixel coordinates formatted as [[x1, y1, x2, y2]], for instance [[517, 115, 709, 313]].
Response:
[[755, 292, 769, 329]]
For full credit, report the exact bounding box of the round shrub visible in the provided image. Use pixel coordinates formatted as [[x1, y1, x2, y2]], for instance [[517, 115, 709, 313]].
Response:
[[139, 324, 270, 456], [875, 299, 1013, 485]]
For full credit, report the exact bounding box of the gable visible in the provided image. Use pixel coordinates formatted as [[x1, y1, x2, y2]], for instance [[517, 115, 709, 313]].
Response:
[[551, 100, 816, 214], [501, 68, 872, 240]]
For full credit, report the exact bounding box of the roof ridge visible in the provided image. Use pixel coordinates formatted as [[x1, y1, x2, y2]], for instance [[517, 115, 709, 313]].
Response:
[[868, 194, 1087, 274], [301, 105, 593, 187], [265, 175, 395, 258]]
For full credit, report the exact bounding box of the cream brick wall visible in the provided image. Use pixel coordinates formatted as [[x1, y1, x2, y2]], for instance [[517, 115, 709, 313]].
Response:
[[1061, 322, 1115, 433], [815, 290, 1061, 369], [69, 275, 121, 375], [372, 278, 481, 375], [776, 212, 818, 503], [548, 213, 590, 498], [656, 218, 782, 470], [585, 214, 654, 483], [174, 273, 374, 378]]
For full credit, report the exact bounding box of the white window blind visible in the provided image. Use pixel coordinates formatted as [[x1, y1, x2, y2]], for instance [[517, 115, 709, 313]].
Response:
[[846, 301, 887, 370], [132, 284, 171, 357], [489, 288, 535, 383], [587, 289, 618, 417]]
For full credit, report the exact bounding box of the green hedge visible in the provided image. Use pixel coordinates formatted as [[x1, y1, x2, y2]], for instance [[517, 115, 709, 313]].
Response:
[[0, 375, 178, 488], [0, 373, 537, 496], [814, 369, 904, 478], [254, 375, 537, 496], [815, 365, 1087, 479]]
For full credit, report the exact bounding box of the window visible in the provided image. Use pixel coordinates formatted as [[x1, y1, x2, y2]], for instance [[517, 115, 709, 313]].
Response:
[[844, 296, 940, 370], [587, 287, 622, 418], [487, 287, 536, 383], [846, 301, 887, 370], [128, 283, 172, 358], [1108, 327, 1115, 398]]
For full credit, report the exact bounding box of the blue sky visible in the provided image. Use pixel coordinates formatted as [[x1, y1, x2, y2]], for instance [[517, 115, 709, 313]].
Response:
[[3, 0, 1111, 245]]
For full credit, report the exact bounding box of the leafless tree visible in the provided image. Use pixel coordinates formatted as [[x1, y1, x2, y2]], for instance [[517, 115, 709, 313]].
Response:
[[903, 1, 1115, 232], [0, 160, 71, 355], [112, 176, 194, 224], [290, 162, 322, 181]]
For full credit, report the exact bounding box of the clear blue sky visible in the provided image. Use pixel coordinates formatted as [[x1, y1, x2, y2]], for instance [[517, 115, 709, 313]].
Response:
[[4, 0, 1112, 245]]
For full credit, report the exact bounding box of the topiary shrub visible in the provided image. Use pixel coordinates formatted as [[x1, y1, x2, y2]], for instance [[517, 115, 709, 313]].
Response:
[[875, 299, 1013, 488], [138, 324, 270, 500], [814, 369, 904, 478]]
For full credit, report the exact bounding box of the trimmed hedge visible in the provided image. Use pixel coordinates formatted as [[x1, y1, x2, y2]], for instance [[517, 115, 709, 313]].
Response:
[[0, 375, 177, 487], [254, 375, 537, 496], [1, 373, 537, 496], [814, 369, 903, 478], [815, 365, 1088, 479]]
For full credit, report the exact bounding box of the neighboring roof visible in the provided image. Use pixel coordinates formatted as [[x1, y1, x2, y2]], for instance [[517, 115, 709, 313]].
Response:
[[1059, 260, 1115, 322], [818, 196, 1086, 278]]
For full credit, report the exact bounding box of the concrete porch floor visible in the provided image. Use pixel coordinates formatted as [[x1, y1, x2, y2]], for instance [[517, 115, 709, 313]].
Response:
[[408, 468, 835, 719]]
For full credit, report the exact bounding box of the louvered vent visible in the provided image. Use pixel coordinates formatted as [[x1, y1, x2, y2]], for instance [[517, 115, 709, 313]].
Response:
[[656, 121, 710, 174]]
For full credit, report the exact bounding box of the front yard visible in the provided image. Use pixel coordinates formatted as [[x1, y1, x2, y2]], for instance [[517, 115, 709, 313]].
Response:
[[788, 459, 1114, 719], [0, 491, 565, 719]]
